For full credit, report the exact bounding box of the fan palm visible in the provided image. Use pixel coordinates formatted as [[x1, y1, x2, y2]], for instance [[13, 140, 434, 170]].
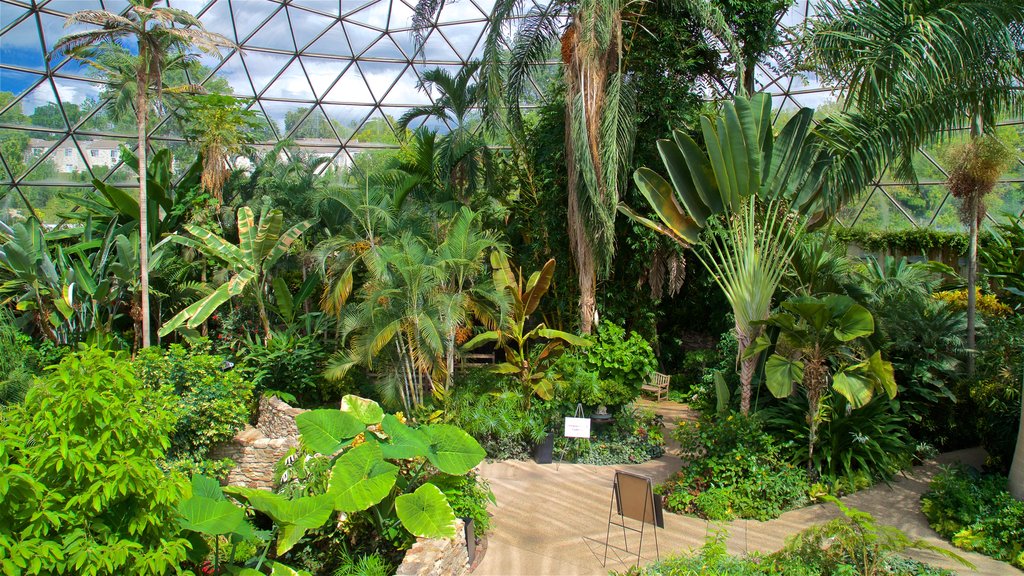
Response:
[[52, 0, 234, 348], [804, 0, 1024, 372], [413, 0, 636, 334]]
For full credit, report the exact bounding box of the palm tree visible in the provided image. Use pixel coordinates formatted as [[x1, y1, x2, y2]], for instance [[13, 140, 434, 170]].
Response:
[[52, 0, 234, 348], [413, 0, 636, 334], [804, 0, 1024, 372]]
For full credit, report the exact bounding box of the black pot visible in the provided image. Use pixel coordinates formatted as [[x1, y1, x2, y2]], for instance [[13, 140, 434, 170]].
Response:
[[534, 431, 555, 464], [461, 517, 476, 564]]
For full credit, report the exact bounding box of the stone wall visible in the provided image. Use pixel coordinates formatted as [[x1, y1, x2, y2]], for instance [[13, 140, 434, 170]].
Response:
[[209, 396, 305, 490], [396, 519, 470, 576]]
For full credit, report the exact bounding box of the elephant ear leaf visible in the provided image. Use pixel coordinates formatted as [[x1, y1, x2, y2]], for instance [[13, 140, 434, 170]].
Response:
[[340, 395, 384, 425], [274, 495, 334, 555], [178, 496, 246, 536], [420, 424, 486, 475], [765, 354, 803, 398], [329, 442, 398, 513], [381, 414, 430, 460], [269, 562, 313, 576], [296, 409, 366, 455], [395, 483, 456, 539]]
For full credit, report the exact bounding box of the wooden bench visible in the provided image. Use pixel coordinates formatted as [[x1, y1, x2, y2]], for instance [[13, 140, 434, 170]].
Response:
[[641, 371, 670, 402], [457, 352, 495, 369]]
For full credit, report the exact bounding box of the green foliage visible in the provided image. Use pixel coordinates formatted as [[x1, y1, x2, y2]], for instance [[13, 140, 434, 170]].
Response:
[[554, 405, 666, 465], [331, 552, 395, 576], [832, 228, 973, 255], [762, 394, 915, 489], [669, 348, 720, 399], [583, 322, 657, 407], [134, 339, 253, 476], [0, 317, 38, 407], [239, 332, 331, 407], [967, 315, 1024, 470], [432, 471, 496, 536], [982, 217, 1024, 310], [658, 414, 809, 521], [445, 368, 547, 459], [0, 347, 192, 575], [922, 465, 1024, 569]]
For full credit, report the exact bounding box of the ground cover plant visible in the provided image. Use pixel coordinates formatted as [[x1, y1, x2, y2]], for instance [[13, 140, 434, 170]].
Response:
[[656, 414, 809, 521], [553, 404, 665, 465], [921, 465, 1024, 569]]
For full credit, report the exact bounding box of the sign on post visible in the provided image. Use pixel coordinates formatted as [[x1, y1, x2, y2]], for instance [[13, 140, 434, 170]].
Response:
[[564, 416, 591, 439]]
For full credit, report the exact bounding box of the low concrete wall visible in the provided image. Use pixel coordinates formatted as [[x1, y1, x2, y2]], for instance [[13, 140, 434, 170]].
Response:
[[396, 519, 470, 576], [209, 396, 305, 490]]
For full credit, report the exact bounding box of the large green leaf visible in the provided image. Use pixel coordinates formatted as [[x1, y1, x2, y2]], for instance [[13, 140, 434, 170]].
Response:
[[268, 562, 313, 576], [381, 414, 429, 460], [783, 296, 831, 332], [461, 330, 499, 352], [295, 409, 366, 455], [765, 354, 804, 398], [223, 486, 288, 521], [632, 167, 701, 244], [274, 495, 334, 555], [522, 258, 554, 316], [866, 350, 897, 399], [833, 301, 874, 342], [190, 474, 225, 501], [832, 370, 874, 408], [264, 219, 314, 269], [395, 483, 456, 539], [340, 395, 384, 425], [329, 442, 398, 513], [656, 138, 710, 227], [178, 496, 246, 536], [535, 328, 591, 347], [420, 424, 486, 475]]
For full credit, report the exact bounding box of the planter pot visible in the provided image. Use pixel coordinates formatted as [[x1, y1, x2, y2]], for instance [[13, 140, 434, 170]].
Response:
[[461, 517, 476, 564], [534, 431, 555, 464]]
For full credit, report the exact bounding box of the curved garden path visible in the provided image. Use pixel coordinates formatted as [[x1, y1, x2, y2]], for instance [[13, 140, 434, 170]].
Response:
[[472, 401, 1021, 576]]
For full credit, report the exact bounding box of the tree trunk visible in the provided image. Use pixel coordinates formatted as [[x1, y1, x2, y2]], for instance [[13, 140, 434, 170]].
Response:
[[736, 326, 756, 415], [1009, 369, 1024, 500], [255, 281, 271, 344], [136, 79, 151, 349], [568, 180, 597, 335], [967, 201, 978, 375]]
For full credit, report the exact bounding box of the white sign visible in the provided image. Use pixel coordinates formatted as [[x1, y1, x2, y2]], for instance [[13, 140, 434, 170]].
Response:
[[564, 417, 591, 439]]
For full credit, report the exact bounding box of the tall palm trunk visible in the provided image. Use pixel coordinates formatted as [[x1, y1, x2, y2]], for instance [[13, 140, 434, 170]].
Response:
[[736, 327, 756, 415], [967, 202, 978, 374], [136, 69, 151, 349]]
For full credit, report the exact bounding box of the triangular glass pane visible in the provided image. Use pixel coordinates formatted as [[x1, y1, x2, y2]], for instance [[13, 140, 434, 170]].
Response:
[[416, 29, 462, 62], [210, 51, 256, 97], [986, 182, 1024, 224], [100, 153, 141, 187], [197, 0, 235, 42], [243, 52, 295, 96], [263, 59, 316, 101], [290, 0, 341, 18], [243, 105, 280, 142], [381, 69, 430, 106], [245, 8, 295, 51], [344, 1, 389, 30], [0, 68, 46, 106], [286, 5, 337, 51], [1, 1, 30, 29], [388, 1, 416, 30], [261, 100, 313, 139], [362, 34, 404, 61], [319, 104, 360, 140], [22, 138, 87, 183], [350, 107, 399, 146], [1, 15, 46, 71], [76, 100, 136, 137], [75, 136, 130, 180], [358, 61, 408, 102], [437, 24, 484, 61], [38, 10, 91, 57], [437, 0, 487, 24], [343, 22, 384, 56], [231, 0, 280, 42], [930, 194, 967, 231], [294, 142, 343, 175], [306, 22, 353, 58], [165, 0, 208, 17], [851, 188, 916, 230], [150, 112, 186, 139], [299, 56, 352, 99], [291, 106, 342, 143], [52, 76, 106, 112], [324, 65, 374, 104], [0, 82, 60, 130], [887, 184, 938, 225], [100, 0, 132, 15]]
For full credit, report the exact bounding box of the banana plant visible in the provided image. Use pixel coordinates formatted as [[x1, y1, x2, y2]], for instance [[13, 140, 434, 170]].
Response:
[[159, 206, 313, 342], [462, 254, 590, 410], [620, 92, 829, 415], [746, 294, 896, 469]]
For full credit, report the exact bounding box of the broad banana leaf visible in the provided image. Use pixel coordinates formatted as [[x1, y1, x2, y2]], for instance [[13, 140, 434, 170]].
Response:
[[522, 258, 554, 316]]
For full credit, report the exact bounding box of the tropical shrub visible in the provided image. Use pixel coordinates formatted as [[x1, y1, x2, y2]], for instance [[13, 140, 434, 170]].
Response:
[[433, 471, 496, 536], [761, 394, 915, 487], [670, 348, 719, 398], [0, 347, 192, 575], [238, 331, 331, 406], [134, 339, 254, 476], [922, 465, 1024, 569], [657, 414, 809, 521], [0, 317, 36, 406], [933, 289, 1012, 318], [445, 368, 547, 460], [554, 404, 665, 465], [967, 315, 1024, 471], [582, 322, 657, 408]]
